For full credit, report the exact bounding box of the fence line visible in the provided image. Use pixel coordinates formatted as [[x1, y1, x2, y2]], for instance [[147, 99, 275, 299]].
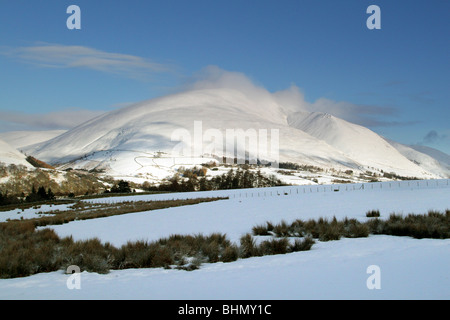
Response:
[[86, 179, 449, 204], [229, 179, 450, 200]]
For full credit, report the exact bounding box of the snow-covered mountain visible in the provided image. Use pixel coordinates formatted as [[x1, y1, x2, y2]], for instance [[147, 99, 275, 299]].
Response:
[[386, 140, 450, 178], [22, 88, 449, 180], [0, 138, 34, 169], [287, 111, 437, 178], [408, 144, 450, 168]]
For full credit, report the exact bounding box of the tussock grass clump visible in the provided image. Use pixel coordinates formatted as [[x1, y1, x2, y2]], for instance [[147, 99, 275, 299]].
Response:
[[273, 220, 291, 237], [62, 237, 116, 274], [221, 244, 240, 262], [239, 234, 261, 258], [367, 210, 450, 239], [290, 237, 315, 252], [252, 223, 272, 236], [366, 209, 381, 217], [115, 233, 237, 271], [259, 238, 290, 255], [240, 233, 316, 257], [342, 218, 370, 238], [116, 240, 173, 270], [308, 217, 343, 241], [252, 217, 369, 241], [0, 223, 64, 278]]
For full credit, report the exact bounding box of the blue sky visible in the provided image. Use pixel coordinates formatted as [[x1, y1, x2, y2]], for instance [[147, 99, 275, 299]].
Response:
[[0, 0, 449, 153]]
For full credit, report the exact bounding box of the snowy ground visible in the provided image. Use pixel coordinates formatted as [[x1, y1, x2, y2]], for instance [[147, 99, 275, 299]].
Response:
[[0, 203, 71, 223], [1, 179, 449, 300]]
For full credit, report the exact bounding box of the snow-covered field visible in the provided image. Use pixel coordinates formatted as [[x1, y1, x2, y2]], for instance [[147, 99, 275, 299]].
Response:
[[1, 180, 449, 300]]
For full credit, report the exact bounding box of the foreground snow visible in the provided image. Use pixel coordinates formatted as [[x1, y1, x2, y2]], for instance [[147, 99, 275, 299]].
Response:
[[1, 236, 448, 300], [1, 180, 449, 300]]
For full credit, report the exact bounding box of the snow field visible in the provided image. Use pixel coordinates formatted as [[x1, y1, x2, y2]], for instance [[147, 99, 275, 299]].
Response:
[[1, 236, 448, 300], [1, 179, 449, 299], [47, 180, 450, 246]]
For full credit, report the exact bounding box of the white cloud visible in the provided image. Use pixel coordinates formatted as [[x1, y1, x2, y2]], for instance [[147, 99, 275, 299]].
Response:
[[0, 108, 105, 131], [182, 66, 401, 128], [1, 43, 171, 80], [0, 61, 407, 131]]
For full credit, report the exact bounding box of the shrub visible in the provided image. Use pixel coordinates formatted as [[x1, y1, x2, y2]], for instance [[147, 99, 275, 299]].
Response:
[[317, 218, 343, 241], [366, 209, 381, 218], [110, 180, 132, 193], [62, 238, 116, 274], [273, 220, 291, 237], [259, 238, 290, 255], [289, 237, 315, 252], [252, 223, 271, 236], [342, 218, 370, 238], [239, 234, 260, 258], [221, 244, 240, 262], [0, 225, 62, 278]]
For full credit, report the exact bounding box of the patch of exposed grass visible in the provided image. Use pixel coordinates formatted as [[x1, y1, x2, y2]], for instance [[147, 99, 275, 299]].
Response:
[[252, 210, 448, 241], [252, 217, 369, 241], [366, 209, 381, 218], [366, 210, 450, 239], [23, 197, 228, 228]]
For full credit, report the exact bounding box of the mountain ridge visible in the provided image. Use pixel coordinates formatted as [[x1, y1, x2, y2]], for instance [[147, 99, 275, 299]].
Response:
[[15, 88, 449, 180]]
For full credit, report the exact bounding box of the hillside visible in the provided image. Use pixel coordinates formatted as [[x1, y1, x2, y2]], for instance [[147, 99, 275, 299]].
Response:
[[21, 88, 448, 181], [287, 112, 437, 178], [0, 138, 34, 169], [386, 140, 450, 178]]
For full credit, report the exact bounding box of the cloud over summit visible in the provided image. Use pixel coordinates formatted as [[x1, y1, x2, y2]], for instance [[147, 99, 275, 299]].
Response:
[[181, 66, 400, 128]]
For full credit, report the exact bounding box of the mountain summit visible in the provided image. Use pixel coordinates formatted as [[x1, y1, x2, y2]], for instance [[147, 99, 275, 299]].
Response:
[[23, 87, 448, 181]]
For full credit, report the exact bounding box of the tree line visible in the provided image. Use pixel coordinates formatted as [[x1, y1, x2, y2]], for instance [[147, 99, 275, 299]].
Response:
[[143, 168, 285, 193], [0, 186, 56, 206]]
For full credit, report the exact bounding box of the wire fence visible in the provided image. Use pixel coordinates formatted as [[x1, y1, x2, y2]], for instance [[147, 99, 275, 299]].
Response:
[[86, 179, 450, 204], [228, 179, 450, 199]]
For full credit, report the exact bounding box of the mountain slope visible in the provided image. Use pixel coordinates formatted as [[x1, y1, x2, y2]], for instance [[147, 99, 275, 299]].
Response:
[[24, 88, 445, 180], [0, 138, 34, 169], [387, 140, 450, 178], [287, 111, 438, 178], [25, 89, 361, 178], [408, 145, 450, 167]]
